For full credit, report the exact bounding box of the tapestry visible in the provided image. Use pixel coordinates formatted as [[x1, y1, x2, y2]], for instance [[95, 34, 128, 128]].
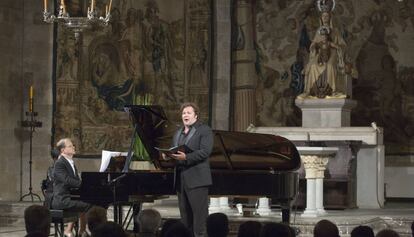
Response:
[[253, 0, 414, 155], [54, 0, 212, 155]]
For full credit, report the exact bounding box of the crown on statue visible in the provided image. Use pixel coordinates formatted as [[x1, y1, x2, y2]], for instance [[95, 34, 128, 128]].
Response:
[[317, 0, 336, 13]]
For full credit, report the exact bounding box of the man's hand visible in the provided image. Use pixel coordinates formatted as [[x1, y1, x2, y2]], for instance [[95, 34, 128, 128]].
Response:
[[171, 151, 187, 161], [161, 153, 172, 161]]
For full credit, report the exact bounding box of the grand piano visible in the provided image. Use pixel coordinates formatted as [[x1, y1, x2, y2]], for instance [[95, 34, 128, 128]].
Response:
[[78, 105, 301, 225]]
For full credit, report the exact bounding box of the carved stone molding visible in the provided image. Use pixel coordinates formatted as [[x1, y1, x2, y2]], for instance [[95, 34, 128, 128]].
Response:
[[301, 155, 331, 179]]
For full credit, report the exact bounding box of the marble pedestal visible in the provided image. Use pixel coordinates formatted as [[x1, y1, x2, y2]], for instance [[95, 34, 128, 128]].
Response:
[[295, 98, 357, 128], [298, 147, 337, 217]]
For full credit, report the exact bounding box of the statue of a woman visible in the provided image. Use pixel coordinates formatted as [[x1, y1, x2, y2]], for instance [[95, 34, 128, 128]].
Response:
[[299, 4, 348, 99]]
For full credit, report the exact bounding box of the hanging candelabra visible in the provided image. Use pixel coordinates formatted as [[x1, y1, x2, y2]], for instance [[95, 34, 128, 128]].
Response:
[[43, 0, 112, 39]]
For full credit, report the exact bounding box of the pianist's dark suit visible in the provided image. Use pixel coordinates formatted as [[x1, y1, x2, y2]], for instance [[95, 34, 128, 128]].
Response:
[[51, 156, 90, 212], [172, 120, 213, 237]]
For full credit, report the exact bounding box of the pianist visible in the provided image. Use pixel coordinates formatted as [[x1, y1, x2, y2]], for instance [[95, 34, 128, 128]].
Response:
[[164, 102, 214, 237], [52, 138, 91, 237]]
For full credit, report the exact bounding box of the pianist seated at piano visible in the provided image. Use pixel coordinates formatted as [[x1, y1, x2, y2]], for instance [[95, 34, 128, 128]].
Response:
[[161, 102, 214, 237], [52, 138, 92, 237]]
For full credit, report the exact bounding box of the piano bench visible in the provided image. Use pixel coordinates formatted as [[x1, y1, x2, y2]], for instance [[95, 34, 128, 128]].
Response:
[[50, 209, 79, 237]]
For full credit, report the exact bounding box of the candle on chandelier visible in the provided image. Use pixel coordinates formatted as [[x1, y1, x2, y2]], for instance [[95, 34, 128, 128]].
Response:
[[44, 0, 47, 12], [109, 0, 112, 13], [91, 0, 95, 12], [60, 0, 66, 13]]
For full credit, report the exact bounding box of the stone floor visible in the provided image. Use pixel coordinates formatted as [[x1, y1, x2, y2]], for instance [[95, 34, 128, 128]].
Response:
[[0, 199, 413, 237]]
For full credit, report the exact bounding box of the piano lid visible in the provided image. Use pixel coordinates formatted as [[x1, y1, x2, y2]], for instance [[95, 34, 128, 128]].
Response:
[[124, 105, 301, 172]]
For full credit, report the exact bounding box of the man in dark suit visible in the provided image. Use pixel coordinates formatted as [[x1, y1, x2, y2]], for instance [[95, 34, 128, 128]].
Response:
[[52, 138, 90, 237], [164, 102, 214, 237]]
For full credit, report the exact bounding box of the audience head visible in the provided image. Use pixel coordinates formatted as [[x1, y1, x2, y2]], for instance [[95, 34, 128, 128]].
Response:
[[24, 205, 51, 237], [137, 209, 162, 233], [376, 229, 400, 237], [314, 219, 339, 237], [411, 221, 414, 237], [86, 206, 107, 233], [289, 226, 298, 237], [160, 219, 180, 237], [207, 213, 229, 237], [25, 232, 49, 237], [351, 225, 374, 237], [238, 221, 262, 237], [164, 221, 192, 237], [260, 222, 291, 237], [92, 221, 127, 237]]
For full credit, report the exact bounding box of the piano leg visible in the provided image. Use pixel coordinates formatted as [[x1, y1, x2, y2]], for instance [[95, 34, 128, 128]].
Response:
[[114, 203, 121, 225], [118, 204, 123, 226], [280, 200, 291, 224], [132, 203, 142, 232]]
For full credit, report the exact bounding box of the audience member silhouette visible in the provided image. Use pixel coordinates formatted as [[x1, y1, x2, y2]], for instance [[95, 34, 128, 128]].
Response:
[[351, 225, 374, 237], [25, 232, 49, 237], [206, 213, 229, 237], [260, 222, 292, 237], [160, 219, 181, 237], [411, 221, 413, 237], [164, 222, 192, 237], [24, 205, 51, 237], [289, 226, 298, 237], [237, 221, 262, 237], [91, 221, 127, 237], [136, 209, 162, 237], [86, 206, 107, 235], [376, 229, 400, 237], [313, 219, 340, 237]]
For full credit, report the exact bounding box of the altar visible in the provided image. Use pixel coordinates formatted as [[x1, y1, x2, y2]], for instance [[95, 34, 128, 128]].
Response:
[[249, 80, 386, 210]]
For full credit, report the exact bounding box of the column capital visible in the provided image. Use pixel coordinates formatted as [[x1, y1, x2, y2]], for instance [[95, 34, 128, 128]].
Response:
[[301, 155, 331, 179]]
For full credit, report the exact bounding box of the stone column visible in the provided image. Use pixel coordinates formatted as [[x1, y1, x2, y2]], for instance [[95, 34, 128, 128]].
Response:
[[211, 0, 231, 130], [301, 155, 319, 217], [299, 147, 336, 217], [232, 0, 257, 131], [315, 157, 329, 214]]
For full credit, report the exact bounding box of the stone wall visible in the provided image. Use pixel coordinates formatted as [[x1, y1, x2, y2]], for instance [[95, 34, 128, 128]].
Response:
[[0, 0, 24, 201], [0, 0, 53, 201]]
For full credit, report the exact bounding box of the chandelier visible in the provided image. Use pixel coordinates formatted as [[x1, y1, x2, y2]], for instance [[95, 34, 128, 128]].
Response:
[[43, 0, 112, 39]]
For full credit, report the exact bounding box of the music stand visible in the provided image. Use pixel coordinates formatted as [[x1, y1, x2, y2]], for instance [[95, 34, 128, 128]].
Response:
[[20, 110, 42, 202]]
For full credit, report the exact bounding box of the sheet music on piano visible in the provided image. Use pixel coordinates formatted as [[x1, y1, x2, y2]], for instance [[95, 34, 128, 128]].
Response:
[[100, 150, 131, 172]]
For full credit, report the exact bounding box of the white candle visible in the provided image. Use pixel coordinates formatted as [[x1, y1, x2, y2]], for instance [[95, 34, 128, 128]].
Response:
[[60, 0, 66, 13]]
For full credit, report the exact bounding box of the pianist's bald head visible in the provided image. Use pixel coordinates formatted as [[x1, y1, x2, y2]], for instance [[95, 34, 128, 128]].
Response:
[[180, 102, 199, 116], [56, 138, 72, 154]]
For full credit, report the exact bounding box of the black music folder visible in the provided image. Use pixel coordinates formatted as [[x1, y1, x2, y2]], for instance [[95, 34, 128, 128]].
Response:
[[155, 145, 193, 156]]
